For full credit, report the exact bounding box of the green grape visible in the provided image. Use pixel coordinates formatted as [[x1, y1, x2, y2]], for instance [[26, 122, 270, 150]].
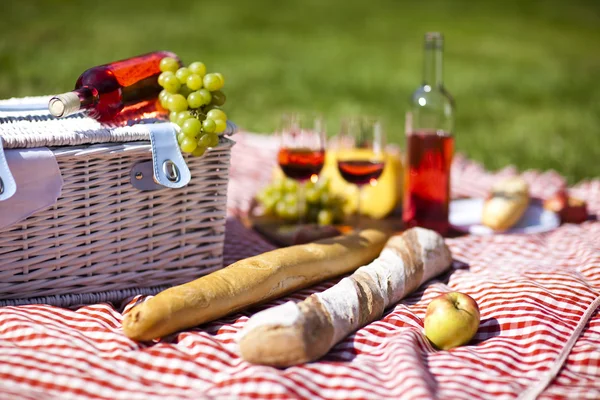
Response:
[[180, 137, 198, 153], [197, 89, 212, 106], [262, 197, 277, 213], [188, 61, 207, 77], [275, 201, 288, 219], [182, 118, 202, 137], [163, 75, 181, 94], [175, 67, 191, 84], [186, 74, 203, 91], [203, 73, 224, 91], [305, 188, 319, 204], [159, 89, 169, 102], [317, 209, 334, 226], [187, 91, 204, 109], [214, 119, 227, 134], [192, 145, 207, 157], [271, 188, 283, 203], [283, 193, 297, 207], [159, 57, 179, 73], [169, 111, 179, 122], [283, 178, 297, 192], [198, 133, 212, 148], [259, 188, 277, 212], [214, 72, 225, 86], [202, 119, 216, 133], [176, 110, 193, 126], [158, 71, 174, 87], [286, 204, 299, 220], [177, 131, 187, 144], [207, 109, 227, 122], [208, 133, 219, 147], [179, 84, 192, 98], [210, 90, 226, 106], [166, 94, 188, 112], [160, 93, 171, 109]]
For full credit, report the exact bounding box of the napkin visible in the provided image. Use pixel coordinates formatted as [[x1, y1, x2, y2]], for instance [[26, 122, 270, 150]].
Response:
[[0, 147, 63, 230]]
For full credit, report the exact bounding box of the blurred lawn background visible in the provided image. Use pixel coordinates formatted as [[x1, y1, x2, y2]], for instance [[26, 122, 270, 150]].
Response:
[[1, 0, 599, 183]]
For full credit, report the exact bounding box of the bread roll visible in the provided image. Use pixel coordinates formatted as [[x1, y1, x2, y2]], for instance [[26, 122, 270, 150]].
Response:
[[123, 229, 389, 341], [238, 227, 452, 367], [482, 177, 529, 231]]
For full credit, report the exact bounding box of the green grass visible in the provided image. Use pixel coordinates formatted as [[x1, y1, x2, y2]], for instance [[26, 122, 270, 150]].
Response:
[[1, 0, 599, 183]]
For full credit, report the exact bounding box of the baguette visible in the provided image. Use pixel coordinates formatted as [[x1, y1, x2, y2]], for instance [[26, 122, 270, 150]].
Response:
[[123, 229, 389, 341], [238, 227, 452, 367], [481, 177, 529, 231]]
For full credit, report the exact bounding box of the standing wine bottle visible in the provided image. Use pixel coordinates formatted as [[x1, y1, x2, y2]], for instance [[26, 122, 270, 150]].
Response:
[[49, 51, 181, 121], [402, 32, 455, 235]]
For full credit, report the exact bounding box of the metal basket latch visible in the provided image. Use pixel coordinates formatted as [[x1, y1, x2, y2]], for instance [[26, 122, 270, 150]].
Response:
[[144, 122, 191, 189], [0, 138, 17, 201]]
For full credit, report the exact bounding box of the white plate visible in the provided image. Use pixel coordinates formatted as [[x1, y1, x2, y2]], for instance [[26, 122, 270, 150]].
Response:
[[449, 198, 560, 235]]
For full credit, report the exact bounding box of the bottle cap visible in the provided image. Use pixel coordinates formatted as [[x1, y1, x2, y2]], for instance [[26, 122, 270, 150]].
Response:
[[48, 92, 81, 117]]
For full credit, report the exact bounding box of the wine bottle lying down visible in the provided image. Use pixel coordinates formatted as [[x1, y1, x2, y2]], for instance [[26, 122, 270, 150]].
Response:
[[49, 51, 181, 121]]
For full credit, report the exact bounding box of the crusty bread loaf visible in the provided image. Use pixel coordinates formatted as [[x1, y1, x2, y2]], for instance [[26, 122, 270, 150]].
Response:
[[122, 229, 389, 341], [238, 227, 452, 367], [482, 177, 529, 231]]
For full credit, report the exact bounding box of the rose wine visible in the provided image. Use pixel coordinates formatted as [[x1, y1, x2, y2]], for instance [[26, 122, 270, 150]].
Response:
[[278, 148, 325, 182], [49, 51, 181, 121], [403, 32, 455, 235], [337, 160, 385, 186], [403, 130, 454, 234]]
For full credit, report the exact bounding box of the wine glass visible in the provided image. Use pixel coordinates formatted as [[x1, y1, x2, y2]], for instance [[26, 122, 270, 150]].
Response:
[[336, 116, 386, 226], [277, 112, 326, 223]]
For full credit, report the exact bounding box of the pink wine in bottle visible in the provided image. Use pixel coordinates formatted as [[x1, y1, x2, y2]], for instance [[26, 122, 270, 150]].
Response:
[[403, 33, 455, 235], [49, 51, 181, 121]]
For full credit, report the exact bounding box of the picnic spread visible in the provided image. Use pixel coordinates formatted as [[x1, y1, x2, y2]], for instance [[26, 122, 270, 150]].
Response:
[[1, 47, 599, 400], [0, 129, 597, 399]]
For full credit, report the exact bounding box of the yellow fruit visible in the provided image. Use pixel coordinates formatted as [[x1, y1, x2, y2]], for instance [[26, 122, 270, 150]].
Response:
[[324, 149, 403, 219]]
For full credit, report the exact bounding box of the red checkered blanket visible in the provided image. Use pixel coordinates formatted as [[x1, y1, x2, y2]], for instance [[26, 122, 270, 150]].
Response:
[[1, 133, 599, 399]]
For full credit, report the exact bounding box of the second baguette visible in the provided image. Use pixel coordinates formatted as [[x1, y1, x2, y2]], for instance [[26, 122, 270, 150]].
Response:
[[123, 229, 389, 341]]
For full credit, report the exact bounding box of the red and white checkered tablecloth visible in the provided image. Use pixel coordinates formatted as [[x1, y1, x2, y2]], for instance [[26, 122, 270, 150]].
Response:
[[1, 132, 599, 400]]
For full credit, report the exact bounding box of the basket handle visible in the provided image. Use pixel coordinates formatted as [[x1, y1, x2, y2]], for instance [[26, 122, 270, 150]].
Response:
[[147, 122, 191, 189]]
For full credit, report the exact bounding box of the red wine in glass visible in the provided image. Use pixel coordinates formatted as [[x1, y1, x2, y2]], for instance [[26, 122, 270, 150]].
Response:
[[402, 130, 454, 235], [278, 148, 325, 182], [337, 160, 385, 186], [336, 116, 386, 226]]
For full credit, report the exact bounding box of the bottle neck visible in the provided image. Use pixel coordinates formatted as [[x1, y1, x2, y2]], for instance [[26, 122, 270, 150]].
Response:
[[48, 87, 97, 118], [422, 33, 444, 87]]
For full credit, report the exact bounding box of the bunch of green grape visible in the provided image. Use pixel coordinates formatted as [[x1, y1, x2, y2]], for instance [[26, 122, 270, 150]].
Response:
[[157, 57, 228, 157], [256, 176, 346, 226]]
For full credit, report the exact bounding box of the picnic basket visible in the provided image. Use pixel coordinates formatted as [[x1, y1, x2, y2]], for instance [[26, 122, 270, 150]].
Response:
[[0, 96, 234, 306]]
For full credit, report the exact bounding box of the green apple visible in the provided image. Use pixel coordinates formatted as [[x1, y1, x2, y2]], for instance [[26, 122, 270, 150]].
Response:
[[424, 291, 481, 350]]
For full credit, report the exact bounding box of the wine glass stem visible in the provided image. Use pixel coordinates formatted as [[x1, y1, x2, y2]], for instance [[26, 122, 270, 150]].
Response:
[[298, 181, 306, 225], [355, 185, 362, 228]]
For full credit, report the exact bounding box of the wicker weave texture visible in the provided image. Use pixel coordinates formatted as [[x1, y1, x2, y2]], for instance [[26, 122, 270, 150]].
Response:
[[0, 140, 233, 301], [0, 96, 162, 149]]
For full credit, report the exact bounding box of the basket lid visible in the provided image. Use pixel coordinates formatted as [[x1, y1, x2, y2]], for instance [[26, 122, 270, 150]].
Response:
[[0, 95, 169, 149]]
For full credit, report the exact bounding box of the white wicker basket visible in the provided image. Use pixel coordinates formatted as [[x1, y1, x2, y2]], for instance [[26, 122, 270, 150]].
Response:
[[0, 97, 233, 306]]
